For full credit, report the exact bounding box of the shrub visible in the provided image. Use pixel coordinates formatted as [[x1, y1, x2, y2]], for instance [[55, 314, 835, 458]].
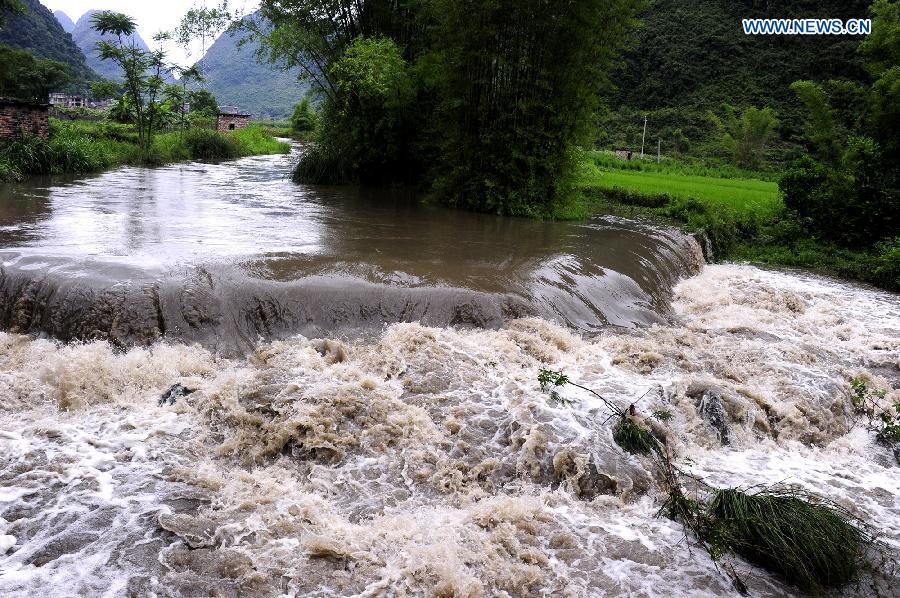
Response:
[[294, 144, 354, 185], [871, 238, 900, 291], [781, 144, 899, 249], [182, 128, 239, 161], [48, 134, 105, 172], [663, 196, 760, 257], [290, 98, 317, 137], [0, 135, 53, 176]]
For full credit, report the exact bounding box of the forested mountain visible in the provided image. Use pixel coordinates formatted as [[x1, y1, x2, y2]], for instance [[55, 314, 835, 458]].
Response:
[[0, 0, 95, 84], [199, 14, 308, 118], [53, 9, 74, 33], [602, 0, 871, 152], [70, 9, 153, 83]]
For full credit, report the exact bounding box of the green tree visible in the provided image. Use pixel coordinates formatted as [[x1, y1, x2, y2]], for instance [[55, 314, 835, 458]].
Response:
[[90, 78, 121, 100], [175, 1, 233, 58], [290, 97, 317, 135], [781, 0, 899, 248], [93, 12, 149, 143], [143, 32, 173, 146], [324, 36, 415, 181], [708, 104, 779, 168], [0, 44, 70, 101], [789, 81, 841, 164], [859, 0, 900, 78], [256, 0, 641, 214], [189, 89, 218, 115], [170, 64, 204, 135], [93, 12, 172, 146], [427, 0, 643, 214]]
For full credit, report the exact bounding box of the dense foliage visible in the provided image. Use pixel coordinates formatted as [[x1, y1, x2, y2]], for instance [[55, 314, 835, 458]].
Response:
[[601, 0, 872, 159], [92, 12, 172, 147], [780, 0, 899, 249], [290, 97, 317, 136], [0, 44, 70, 102], [708, 105, 779, 169], [255, 0, 641, 216], [0, 0, 96, 85], [428, 0, 641, 215], [69, 10, 161, 84]]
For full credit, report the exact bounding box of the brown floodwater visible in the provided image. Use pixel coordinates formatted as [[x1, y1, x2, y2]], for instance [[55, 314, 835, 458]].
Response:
[[1, 151, 899, 597], [0, 149, 702, 351]]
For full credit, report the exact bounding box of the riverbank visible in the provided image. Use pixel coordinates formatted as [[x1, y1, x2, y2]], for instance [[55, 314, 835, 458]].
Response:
[[0, 119, 290, 182], [577, 151, 900, 293]]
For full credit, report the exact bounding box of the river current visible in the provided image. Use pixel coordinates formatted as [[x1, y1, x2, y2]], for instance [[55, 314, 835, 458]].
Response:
[[0, 150, 898, 596]]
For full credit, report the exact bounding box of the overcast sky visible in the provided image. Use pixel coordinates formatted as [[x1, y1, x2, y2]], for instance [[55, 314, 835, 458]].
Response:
[[40, 0, 257, 66]]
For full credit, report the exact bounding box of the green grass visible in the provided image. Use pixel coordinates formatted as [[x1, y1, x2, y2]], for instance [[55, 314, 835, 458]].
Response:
[[578, 156, 781, 217], [577, 152, 899, 292], [230, 125, 291, 155], [586, 150, 780, 181], [706, 488, 873, 593], [613, 417, 656, 455]]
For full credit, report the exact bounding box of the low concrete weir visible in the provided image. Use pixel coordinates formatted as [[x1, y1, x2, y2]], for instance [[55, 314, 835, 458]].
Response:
[[0, 150, 703, 351]]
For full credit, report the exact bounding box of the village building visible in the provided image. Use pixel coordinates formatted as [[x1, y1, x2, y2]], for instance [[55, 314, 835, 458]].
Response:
[[0, 98, 50, 140], [90, 98, 116, 110], [48, 92, 88, 108], [216, 106, 252, 132], [614, 148, 635, 161]]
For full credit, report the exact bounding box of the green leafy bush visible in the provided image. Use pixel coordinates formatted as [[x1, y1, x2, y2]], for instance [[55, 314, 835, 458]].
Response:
[[181, 128, 239, 161], [290, 98, 317, 137], [780, 143, 898, 248]]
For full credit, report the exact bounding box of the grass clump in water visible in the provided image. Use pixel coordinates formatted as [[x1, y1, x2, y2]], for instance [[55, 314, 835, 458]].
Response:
[[705, 487, 874, 593], [612, 417, 655, 455]]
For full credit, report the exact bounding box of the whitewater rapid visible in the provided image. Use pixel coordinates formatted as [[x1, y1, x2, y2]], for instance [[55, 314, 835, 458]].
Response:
[[0, 264, 898, 597]]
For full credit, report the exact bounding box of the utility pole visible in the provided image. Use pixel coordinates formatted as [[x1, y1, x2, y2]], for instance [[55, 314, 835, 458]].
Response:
[[640, 115, 647, 159], [657, 138, 661, 163]]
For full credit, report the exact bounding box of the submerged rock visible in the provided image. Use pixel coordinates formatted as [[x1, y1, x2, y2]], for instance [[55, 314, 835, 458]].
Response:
[[689, 385, 731, 446], [159, 383, 197, 406]]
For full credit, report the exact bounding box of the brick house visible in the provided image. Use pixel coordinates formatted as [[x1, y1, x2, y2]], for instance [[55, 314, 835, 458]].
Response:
[[216, 106, 252, 132], [0, 98, 50, 140]]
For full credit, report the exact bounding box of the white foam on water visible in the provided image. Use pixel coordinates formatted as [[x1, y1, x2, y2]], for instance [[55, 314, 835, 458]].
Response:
[[0, 264, 897, 596]]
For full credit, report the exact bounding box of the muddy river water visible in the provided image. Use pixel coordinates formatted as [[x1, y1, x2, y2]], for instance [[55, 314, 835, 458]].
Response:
[[0, 149, 897, 596]]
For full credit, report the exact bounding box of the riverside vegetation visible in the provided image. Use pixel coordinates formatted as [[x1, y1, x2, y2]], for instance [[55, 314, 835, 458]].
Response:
[[0, 119, 289, 182], [574, 1, 900, 293]]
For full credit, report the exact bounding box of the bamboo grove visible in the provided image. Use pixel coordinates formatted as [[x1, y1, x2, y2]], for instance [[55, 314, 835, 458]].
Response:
[[250, 0, 643, 216]]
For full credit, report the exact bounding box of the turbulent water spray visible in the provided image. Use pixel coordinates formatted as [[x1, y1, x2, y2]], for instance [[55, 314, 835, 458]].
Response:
[[0, 263, 898, 596]]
